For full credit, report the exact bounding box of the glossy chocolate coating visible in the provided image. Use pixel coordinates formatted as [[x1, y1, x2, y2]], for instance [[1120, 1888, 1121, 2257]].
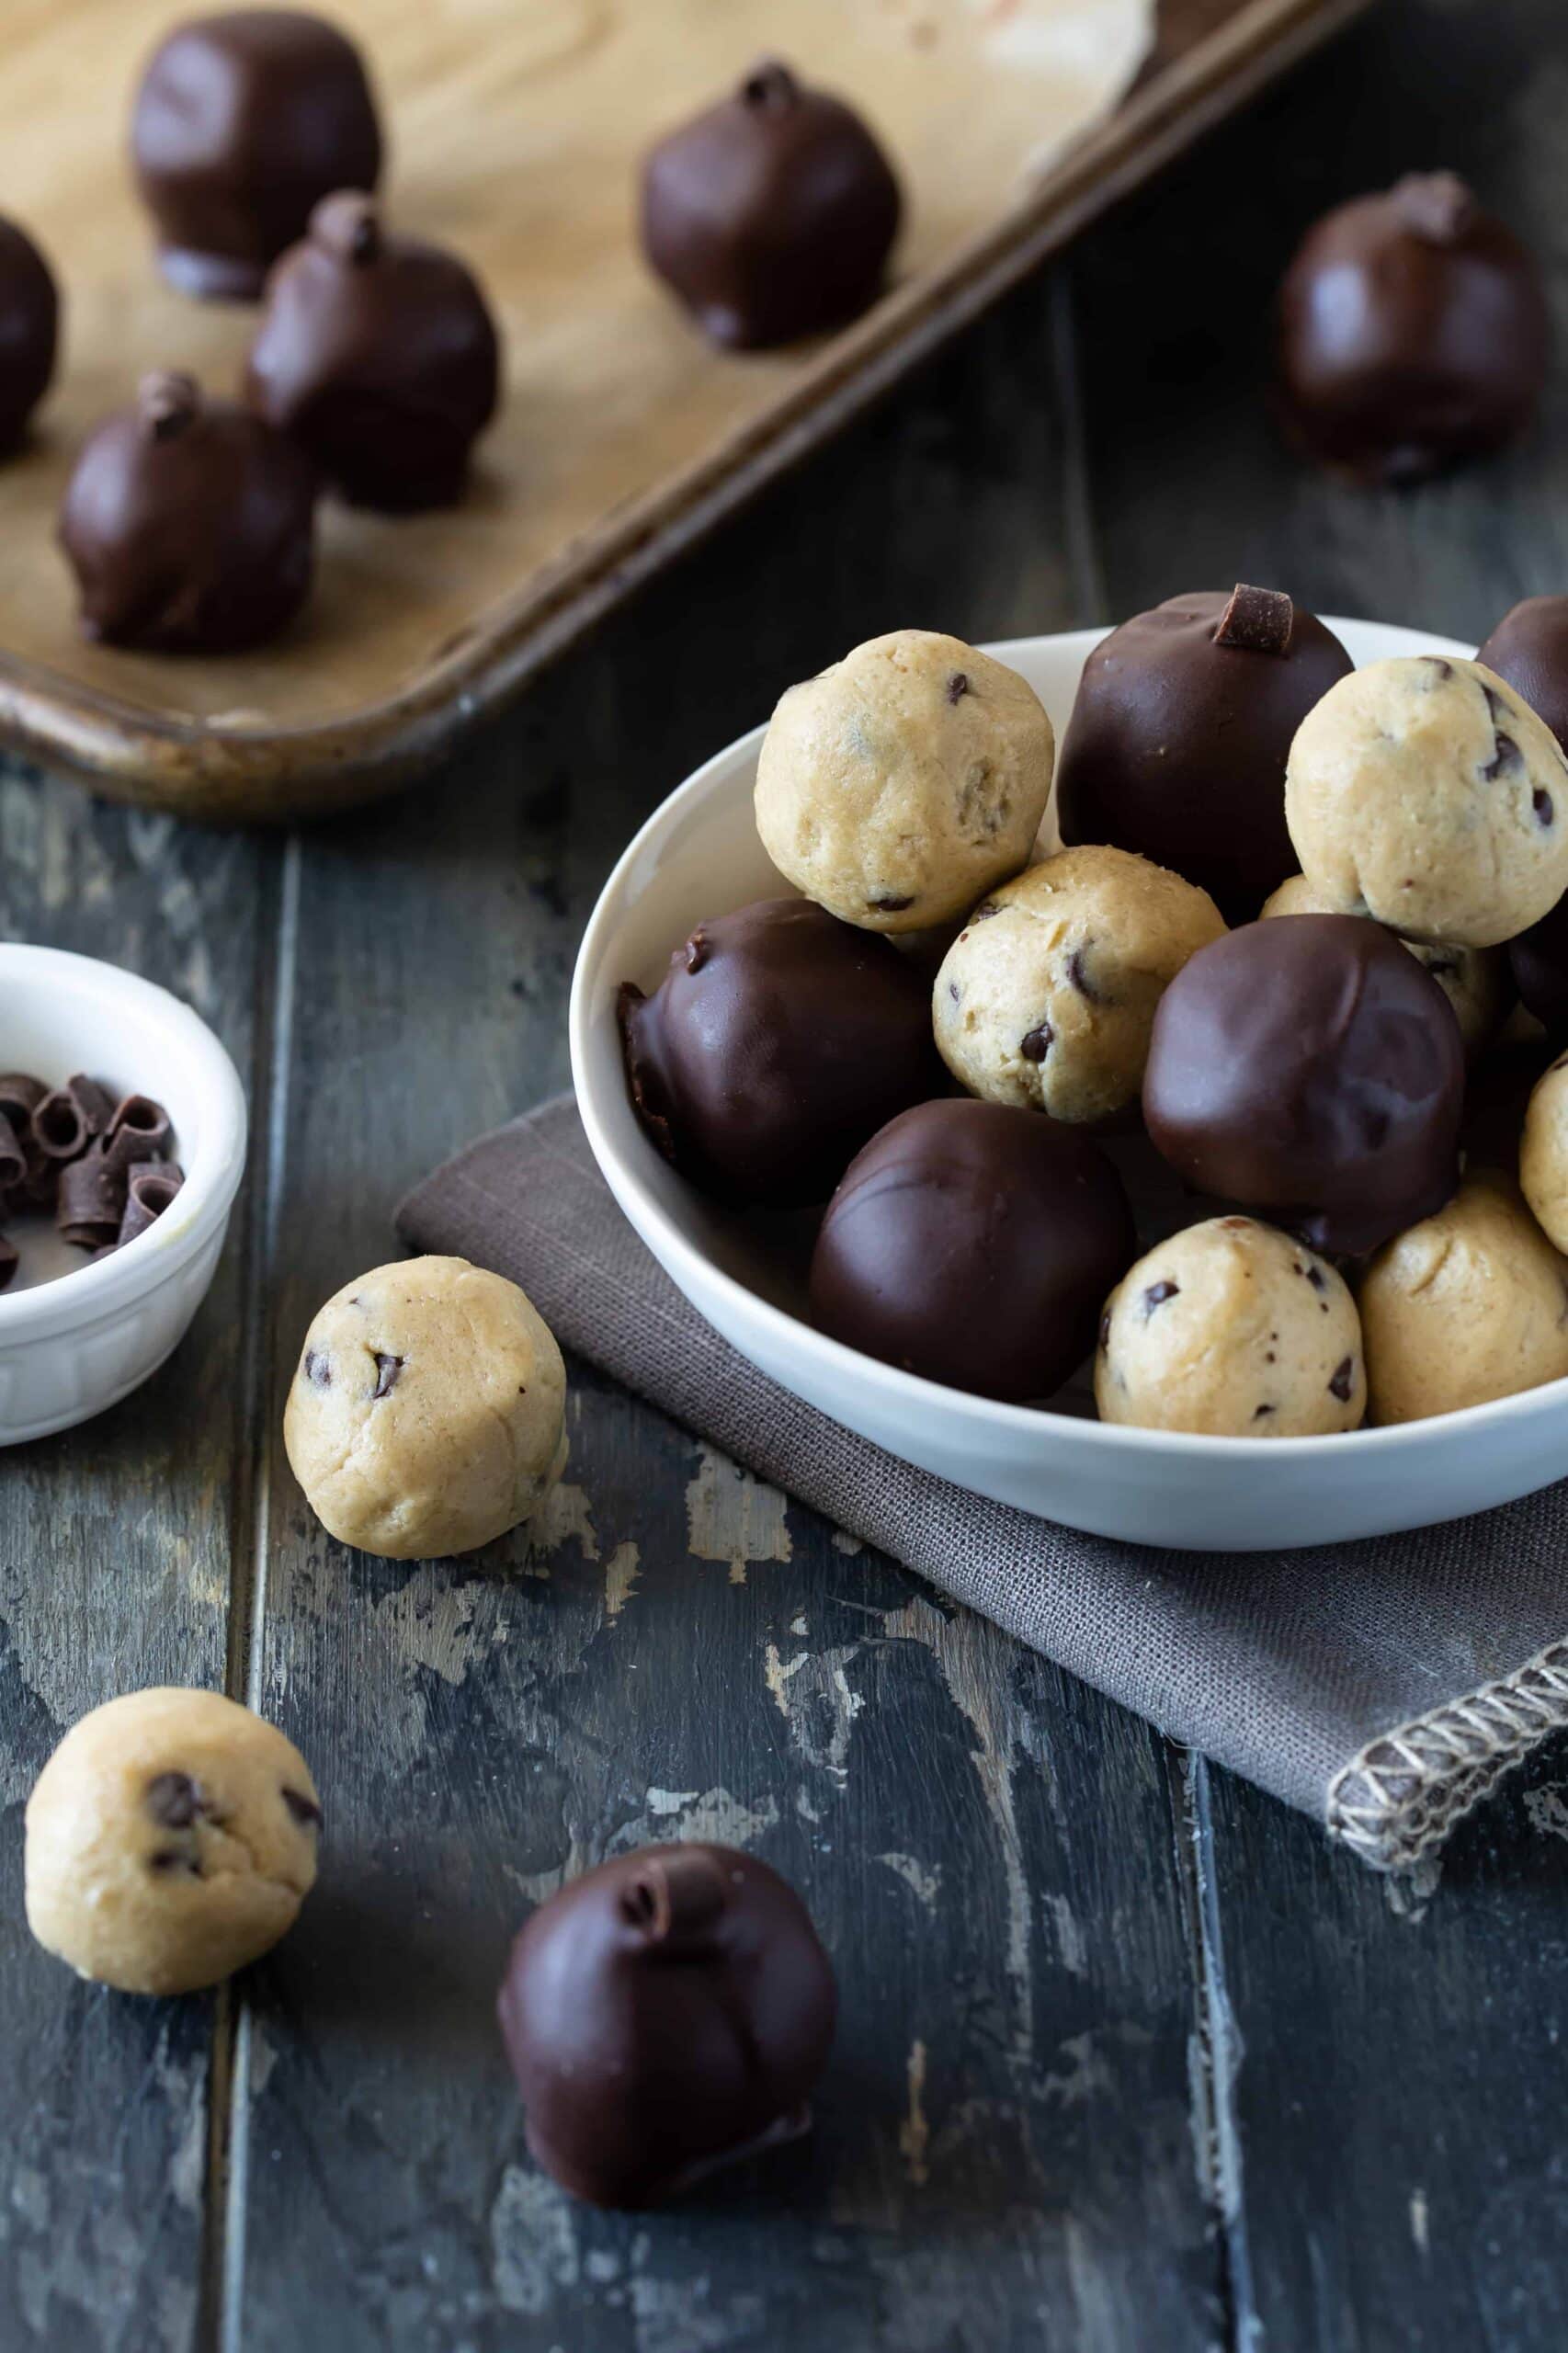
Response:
[[809, 1097, 1136, 1401], [132, 10, 383, 301], [1054, 591, 1354, 921], [641, 60, 901, 349], [0, 218, 58, 452], [1478, 597, 1568, 755], [1143, 915, 1465, 1256], [1276, 173, 1549, 485], [247, 193, 500, 509], [497, 1844, 836, 2210], [618, 896, 943, 1208], [58, 373, 317, 654]]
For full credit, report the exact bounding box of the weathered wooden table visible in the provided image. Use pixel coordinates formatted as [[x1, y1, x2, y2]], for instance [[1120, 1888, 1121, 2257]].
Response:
[[4, 1, 1566, 2345]]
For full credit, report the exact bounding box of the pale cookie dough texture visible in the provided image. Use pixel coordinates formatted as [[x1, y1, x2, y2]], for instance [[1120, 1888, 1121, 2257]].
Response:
[[25, 1688, 321, 1995], [1359, 1170, 1568, 1424], [1519, 1053, 1568, 1253], [284, 1255, 567, 1559], [754, 630, 1054, 933], [1260, 871, 1511, 1055], [935, 846, 1225, 1124], [1096, 1216, 1364, 1437], [1285, 655, 1568, 948]]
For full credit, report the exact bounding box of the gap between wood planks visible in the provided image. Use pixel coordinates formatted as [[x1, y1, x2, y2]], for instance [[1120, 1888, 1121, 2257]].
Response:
[[194, 834, 301, 2353]]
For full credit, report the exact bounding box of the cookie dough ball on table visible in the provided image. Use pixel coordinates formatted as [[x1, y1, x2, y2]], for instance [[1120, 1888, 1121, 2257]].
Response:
[[934, 847, 1224, 1124], [1096, 1217, 1363, 1437], [1275, 174, 1548, 485], [25, 1688, 321, 1995], [1053, 585, 1353, 922], [619, 897, 942, 1207], [755, 631, 1054, 934], [809, 1097, 1135, 1400], [1260, 872, 1511, 1058], [1519, 1055, 1568, 1251], [132, 9, 383, 301], [1359, 1172, 1568, 1424], [498, 1844, 836, 2209], [1143, 915, 1464, 1257], [285, 1256, 566, 1558], [1287, 656, 1568, 949]]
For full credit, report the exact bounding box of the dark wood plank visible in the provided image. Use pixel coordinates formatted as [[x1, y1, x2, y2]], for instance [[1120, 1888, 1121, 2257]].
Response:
[[231, 283, 1221, 2352], [0, 776, 275, 2350], [1068, 0, 1568, 2343]]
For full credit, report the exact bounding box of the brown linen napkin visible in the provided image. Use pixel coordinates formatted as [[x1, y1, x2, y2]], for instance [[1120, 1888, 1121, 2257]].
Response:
[[398, 1095, 1568, 1870]]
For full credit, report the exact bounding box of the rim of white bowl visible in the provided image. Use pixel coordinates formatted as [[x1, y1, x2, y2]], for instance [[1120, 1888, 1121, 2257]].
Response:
[[572, 619, 1568, 1461], [0, 944, 248, 1339]]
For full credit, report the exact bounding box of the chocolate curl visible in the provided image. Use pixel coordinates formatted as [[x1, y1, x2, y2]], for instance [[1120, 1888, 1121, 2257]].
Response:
[[619, 1847, 727, 1944], [0, 1112, 25, 1196], [57, 1145, 129, 1250], [310, 189, 381, 265], [31, 1074, 115, 1162], [741, 59, 799, 110], [1392, 171, 1476, 245], [0, 1074, 45, 1133], [1215, 584, 1295, 655], [139, 369, 200, 441], [0, 1234, 15, 1292], [119, 1162, 185, 1246], [102, 1093, 174, 1170]]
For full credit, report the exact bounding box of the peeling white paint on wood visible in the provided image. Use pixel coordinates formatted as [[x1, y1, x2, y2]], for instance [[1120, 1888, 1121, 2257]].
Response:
[[686, 1447, 791, 1583]]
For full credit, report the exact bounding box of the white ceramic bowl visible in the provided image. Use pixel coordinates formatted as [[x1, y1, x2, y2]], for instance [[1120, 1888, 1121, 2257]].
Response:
[[0, 945, 247, 1442], [570, 620, 1568, 1552]]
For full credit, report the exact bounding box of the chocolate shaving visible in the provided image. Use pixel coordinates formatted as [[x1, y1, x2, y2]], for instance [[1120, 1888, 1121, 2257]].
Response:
[[372, 1352, 403, 1400], [105, 1094, 174, 1166], [58, 1144, 128, 1250], [0, 1112, 25, 1196], [619, 1847, 726, 1941], [1392, 171, 1476, 245], [31, 1074, 112, 1162], [311, 189, 381, 266], [119, 1162, 184, 1246], [741, 59, 798, 110], [1214, 584, 1294, 655], [0, 1074, 44, 1132], [139, 369, 200, 441]]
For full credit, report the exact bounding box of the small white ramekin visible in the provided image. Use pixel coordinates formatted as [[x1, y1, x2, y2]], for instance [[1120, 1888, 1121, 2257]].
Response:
[[0, 945, 247, 1443]]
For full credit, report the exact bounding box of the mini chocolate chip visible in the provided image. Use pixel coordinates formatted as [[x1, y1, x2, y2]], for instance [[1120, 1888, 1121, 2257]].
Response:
[[1328, 1358, 1356, 1403], [1483, 731, 1524, 781], [948, 981, 960, 1003], [1066, 946, 1097, 1001], [1302, 1263, 1326, 1293], [1020, 1023, 1053, 1062], [1425, 952, 1461, 978], [947, 672, 971, 704], [148, 1849, 200, 1876], [869, 894, 914, 913], [282, 1787, 323, 1829], [1265, 1351, 1276, 1364], [1253, 1404, 1275, 1420], [303, 1349, 330, 1389], [684, 930, 710, 974], [372, 1352, 403, 1401], [1098, 1311, 1111, 1353], [1422, 655, 1453, 681], [970, 901, 1002, 922], [1142, 1279, 1179, 1316], [146, 1771, 203, 1829], [1536, 789, 1555, 827]]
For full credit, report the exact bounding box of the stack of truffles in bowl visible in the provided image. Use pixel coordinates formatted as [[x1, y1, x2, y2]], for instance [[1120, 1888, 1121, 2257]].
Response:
[[618, 592, 1568, 1435]]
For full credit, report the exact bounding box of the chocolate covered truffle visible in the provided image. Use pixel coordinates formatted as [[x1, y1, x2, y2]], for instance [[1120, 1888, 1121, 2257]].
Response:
[[809, 1097, 1135, 1400], [132, 10, 383, 301], [641, 60, 901, 349], [1478, 596, 1568, 754], [619, 896, 943, 1209], [497, 1844, 836, 2210], [1276, 173, 1549, 485], [1143, 915, 1465, 1258], [58, 372, 317, 654], [1054, 586, 1354, 922], [1507, 892, 1568, 1039], [247, 193, 500, 509], [0, 218, 58, 452]]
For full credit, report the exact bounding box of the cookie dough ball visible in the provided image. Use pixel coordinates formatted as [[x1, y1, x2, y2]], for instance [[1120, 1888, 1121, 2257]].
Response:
[[1286, 655, 1568, 948], [1520, 1054, 1568, 1252], [284, 1256, 567, 1558], [1260, 871, 1512, 1057], [1360, 1171, 1568, 1424], [935, 847, 1224, 1124], [25, 1688, 321, 1995], [1096, 1217, 1363, 1436], [755, 631, 1054, 934]]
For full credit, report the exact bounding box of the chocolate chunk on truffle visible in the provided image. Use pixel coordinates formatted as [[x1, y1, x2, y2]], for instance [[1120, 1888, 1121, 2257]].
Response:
[[619, 896, 944, 1208], [1143, 915, 1465, 1258], [132, 9, 383, 302], [58, 372, 317, 654], [641, 60, 901, 349], [0, 218, 58, 453], [246, 192, 500, 509], [1275, 173, 1549, 485], [1478, 597, 1568, 756], [1054, 590, 1354, 922], [497, 1843, 836, 2210], [809, 1097, 1136, 1400]]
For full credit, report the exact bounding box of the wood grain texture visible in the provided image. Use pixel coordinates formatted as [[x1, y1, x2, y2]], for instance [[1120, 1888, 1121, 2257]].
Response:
[[0, 0, 1370, 818]]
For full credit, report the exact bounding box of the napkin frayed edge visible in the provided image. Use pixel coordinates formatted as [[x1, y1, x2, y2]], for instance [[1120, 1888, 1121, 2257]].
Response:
[[1328, 1637, 1568, 1869]]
